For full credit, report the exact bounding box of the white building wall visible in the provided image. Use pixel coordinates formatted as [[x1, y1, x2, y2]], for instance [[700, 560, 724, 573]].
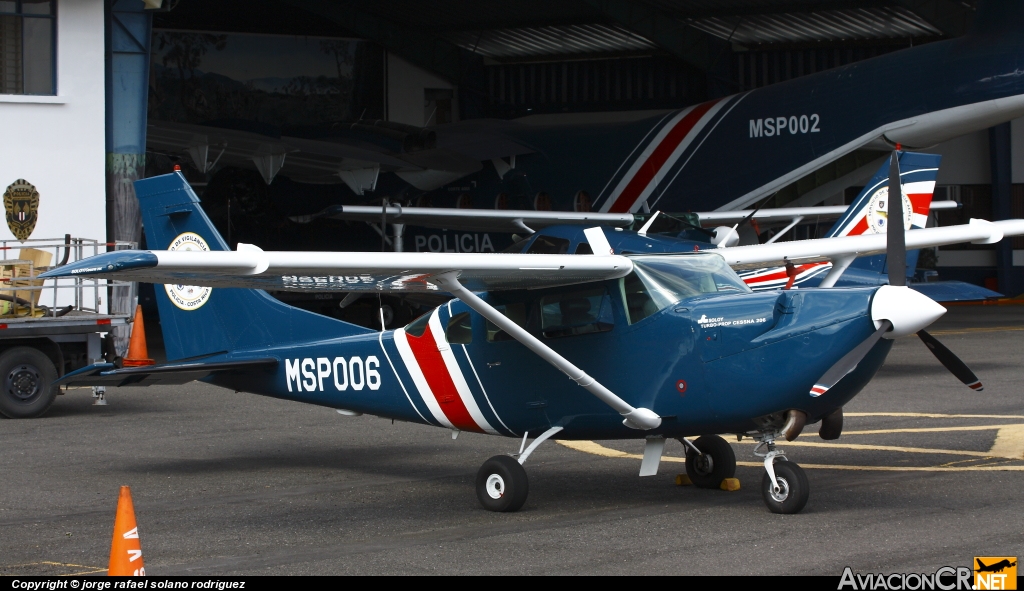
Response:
[[0, 0, 106, 309], [386, 52, 457, 127], [0, 0, 106, 245]]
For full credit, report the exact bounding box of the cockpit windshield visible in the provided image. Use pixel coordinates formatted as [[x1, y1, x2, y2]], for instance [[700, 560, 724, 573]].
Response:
[[621, 253, 750, 324]]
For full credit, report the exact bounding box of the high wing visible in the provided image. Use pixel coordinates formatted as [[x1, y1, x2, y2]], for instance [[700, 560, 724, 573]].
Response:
[[695, 201, 958, 225], [148, 119, 533, 189], [715, 219, 1024, 270], [291, 204, 636, 233], [41, 247, 633, 293], [41, 219, 1024, 289], [292, 202, 957, 232]]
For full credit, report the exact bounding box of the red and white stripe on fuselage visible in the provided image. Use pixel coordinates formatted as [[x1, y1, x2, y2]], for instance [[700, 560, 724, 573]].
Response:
[[830, 180, 936, 238], [598, 98, 727, 214], [393, 309, 498, 434], [740, 262, 832, 290]]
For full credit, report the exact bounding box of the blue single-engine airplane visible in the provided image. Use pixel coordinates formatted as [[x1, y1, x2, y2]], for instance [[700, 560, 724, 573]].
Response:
[[42, 152, 1024, 513], [309, 151, 998, 302]]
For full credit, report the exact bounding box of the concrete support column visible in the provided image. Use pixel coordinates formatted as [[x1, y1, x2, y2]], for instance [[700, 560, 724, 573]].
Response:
[[105, 0, 152, 354], [989, 122, 1021, 296]]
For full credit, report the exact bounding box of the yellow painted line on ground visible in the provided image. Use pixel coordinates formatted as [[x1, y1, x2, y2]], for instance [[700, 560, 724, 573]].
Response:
[[559, 441, 1024, 471], [2, 561, 106, 576], [731, 439, 1021, 459], [928, 326, 1024, 336], [937, 458, 985, 467], [842, 424, 1024, 435], [988, 424, 1024, 460], [64, 568, 107, 576], [845, 412, 1024, 419], [5, 561, 99, 568]]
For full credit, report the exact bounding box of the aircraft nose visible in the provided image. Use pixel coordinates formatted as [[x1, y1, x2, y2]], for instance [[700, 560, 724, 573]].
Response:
[[870, 285, 946, 338]]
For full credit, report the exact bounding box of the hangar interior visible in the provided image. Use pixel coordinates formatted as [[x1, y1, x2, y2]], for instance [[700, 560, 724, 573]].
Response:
[[95, 0, 1024, 327]]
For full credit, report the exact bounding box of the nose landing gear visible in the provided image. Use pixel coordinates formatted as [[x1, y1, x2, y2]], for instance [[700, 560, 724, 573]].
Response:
[[754, 434, 809, 514]]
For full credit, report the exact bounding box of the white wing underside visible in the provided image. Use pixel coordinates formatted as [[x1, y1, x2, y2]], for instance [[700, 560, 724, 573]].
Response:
[[45, 219, 1024, 292]]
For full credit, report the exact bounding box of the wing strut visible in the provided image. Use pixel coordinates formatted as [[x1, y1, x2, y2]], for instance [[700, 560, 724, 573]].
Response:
[[428, 271, 662, 431]]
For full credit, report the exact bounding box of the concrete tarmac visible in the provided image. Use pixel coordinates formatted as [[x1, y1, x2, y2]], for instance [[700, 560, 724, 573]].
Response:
[[1, 306, 1022, 575]]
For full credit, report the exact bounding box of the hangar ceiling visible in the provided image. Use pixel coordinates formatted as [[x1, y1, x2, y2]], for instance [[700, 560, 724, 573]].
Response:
[[157, 0, 976, 80]]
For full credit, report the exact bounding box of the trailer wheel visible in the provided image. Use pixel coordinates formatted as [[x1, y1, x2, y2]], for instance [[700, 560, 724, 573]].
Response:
[[0, 347, 58, 418]]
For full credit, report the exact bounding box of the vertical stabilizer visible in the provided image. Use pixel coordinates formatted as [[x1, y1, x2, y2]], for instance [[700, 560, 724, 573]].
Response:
[[134, 172, 372, 361]]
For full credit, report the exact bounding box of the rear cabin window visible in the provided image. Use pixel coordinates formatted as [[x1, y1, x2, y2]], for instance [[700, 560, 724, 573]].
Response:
[[538, 286, 613, 339], [446, 312, 472, 344], [405, 312, 431, 337], [574, 242, 593, 254], [486, 303, 528, 342], [526, 235, 570, 254]]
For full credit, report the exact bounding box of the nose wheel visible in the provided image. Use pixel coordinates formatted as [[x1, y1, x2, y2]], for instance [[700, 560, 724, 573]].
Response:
[[755, 434, 809, 514]]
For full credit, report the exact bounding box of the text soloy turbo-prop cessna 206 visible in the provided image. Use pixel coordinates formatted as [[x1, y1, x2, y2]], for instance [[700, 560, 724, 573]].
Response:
[[44, 152, 1024, 514], [308, 151, 995, 302]]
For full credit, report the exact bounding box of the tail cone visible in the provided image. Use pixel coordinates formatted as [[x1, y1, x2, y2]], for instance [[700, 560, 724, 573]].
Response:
[[122, 305, 154, 367], [108, 486, 145, 576]]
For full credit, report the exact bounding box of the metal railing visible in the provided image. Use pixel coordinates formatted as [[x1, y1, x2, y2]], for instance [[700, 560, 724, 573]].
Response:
[[0, 236, 136, 318]]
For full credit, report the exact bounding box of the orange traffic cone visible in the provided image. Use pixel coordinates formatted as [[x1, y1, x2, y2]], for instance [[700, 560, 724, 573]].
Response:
[[122, 305, 154, 367], [108, 486, 145, 576]]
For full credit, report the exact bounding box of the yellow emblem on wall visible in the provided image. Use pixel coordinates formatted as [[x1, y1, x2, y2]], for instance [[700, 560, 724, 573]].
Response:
[[3, 179, 40, 242]]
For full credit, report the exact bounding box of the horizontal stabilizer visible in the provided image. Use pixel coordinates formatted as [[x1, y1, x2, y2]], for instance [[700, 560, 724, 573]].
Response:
[[909, 281, 1003, 302], [57, 358, 278, 388]]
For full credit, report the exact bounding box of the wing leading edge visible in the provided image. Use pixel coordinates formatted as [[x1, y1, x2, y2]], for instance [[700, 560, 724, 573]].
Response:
[[40, 248, 634, 293]]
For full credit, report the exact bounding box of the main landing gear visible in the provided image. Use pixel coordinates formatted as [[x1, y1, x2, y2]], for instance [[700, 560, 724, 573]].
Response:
[[680, 435, 736, 488], [476, 426, 562, 513], [754, 433, 809, 514]]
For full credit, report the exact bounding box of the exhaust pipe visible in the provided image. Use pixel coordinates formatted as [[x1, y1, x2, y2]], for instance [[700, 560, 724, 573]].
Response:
[[782, 410, 807, 441]]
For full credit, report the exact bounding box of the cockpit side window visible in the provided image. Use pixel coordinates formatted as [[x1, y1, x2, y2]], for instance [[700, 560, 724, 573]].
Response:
[[527, 235, 570, 254], [621, 272, 660, 324], [621, 254, 750, 324], [500, 236, 531, 253], [574, 242, 593, 254], [538, 286, 613, 338]]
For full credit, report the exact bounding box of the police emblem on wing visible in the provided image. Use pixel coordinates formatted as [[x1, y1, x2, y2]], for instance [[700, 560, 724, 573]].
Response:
[[865, 187, 913, 235], [164, 232, 212, 311]]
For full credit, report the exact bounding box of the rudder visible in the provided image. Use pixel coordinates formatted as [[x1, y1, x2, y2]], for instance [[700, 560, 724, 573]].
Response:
[[134, 171, 372, 361]]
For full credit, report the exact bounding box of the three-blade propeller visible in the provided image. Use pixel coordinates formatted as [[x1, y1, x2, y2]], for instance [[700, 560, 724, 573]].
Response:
[[809, 150, 983, 399]]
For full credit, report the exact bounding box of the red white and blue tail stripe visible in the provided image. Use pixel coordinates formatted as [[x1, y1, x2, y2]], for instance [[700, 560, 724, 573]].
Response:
[[739, 152, 942, 290], [596, 95, 747, 214]]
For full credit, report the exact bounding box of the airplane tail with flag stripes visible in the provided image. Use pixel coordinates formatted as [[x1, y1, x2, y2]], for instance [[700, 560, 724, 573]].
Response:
[[135, 171, 372, 362], [824, 151, 941, 239], [739, 152, 941, 290]]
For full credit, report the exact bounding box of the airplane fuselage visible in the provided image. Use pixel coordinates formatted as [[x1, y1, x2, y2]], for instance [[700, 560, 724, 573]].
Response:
[[209, 284, 891, 440]]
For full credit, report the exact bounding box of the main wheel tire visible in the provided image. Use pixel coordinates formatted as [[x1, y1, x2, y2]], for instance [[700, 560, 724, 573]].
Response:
[[476, 455, 529, 512], [0, 347, 58, 419], [761, 460, 809, 514], [684, 434, 737, 489]]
